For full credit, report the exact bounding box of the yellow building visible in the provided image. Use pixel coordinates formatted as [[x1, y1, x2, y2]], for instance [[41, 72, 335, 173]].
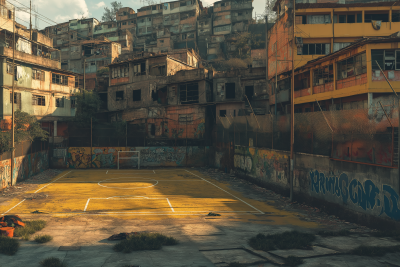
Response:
[[268, 0, 400, 114]]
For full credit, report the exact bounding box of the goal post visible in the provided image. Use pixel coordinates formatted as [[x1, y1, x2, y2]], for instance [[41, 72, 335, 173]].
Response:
[[117, 151, 140, 170]]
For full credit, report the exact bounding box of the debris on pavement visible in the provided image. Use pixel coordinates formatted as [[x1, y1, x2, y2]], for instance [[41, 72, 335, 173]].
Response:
[[207, 212, 221, 216]]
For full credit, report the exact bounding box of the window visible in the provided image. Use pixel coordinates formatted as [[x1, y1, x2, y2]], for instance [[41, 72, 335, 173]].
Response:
[[159, 39, 164, 43], [313, 65, 334, 86], [6, 63, 12, 74], [116, 91, 124, 101], [245, 86, 254, 101], [365, 13, 389, 22], [371, 50, 400, 70], [299, 43, 330, 55], [111, 64, 129, 78], [122, 22, 127, 25], [333, 42, 352, 52], [132, 89, 141, 101], [219, 110, 226, 117], [147, 27, 152, 33], [75, 77, 79, 88], [148, 17, 151, 21], [32, 69, 45, 81], [133, 62, 146, 76], [32, 95, 45, 106], [55, 98, 65, 108], [334, 13, 361, 23], [107, 24, 112, 28], [71, 99, 76, 108], [337, 53, 367, 80], [182, 33, 187, 40], [225, 83, 235, 99], [10, 92, 21, 104], [52, 74, 68, 85], [179, 83, 199, 104], [393, 11, 400, 22]]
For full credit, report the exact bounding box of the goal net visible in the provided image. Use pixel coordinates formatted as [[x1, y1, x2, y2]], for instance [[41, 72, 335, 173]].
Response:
[[117, 151, 140, 170]]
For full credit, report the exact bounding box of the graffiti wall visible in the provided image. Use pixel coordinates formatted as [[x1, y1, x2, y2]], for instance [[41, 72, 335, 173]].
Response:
[[232, 146, 400, 222], [0, 151, 49, 189], [234, 147, 289, 186], [66, 146, 210, 169]]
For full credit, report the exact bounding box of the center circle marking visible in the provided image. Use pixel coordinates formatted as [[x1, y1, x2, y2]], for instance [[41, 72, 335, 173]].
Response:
[[98, 177, 158, 189]]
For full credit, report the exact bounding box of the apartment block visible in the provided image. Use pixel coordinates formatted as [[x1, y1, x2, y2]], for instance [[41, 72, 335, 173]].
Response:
[[0, 1, 81, 143], [268, 0, 400, 114]]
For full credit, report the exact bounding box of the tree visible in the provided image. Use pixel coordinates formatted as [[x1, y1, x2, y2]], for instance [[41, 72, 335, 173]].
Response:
[[102, 1, 123, 22], [73, 90, 102, 125], [0, 110, 48, 153]]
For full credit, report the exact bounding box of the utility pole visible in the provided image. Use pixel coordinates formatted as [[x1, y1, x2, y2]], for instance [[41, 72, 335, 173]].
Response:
[[83, 58, 86, 90], [30, 0, 32, 40], [290, 0, 296, 202], [11, 7, 15, 186]]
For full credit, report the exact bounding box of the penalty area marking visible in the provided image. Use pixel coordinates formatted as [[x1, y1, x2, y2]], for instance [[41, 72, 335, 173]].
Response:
[[83, 196, 174, 212], [97, 177, 158, 189], [34, 171, 72, 193], [185, 170, 264, 214], [1, 199, 26, 216]]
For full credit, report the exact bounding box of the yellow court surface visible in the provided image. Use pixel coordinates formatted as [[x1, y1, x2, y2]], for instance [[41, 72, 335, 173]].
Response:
[[0, 169, 318, 227]]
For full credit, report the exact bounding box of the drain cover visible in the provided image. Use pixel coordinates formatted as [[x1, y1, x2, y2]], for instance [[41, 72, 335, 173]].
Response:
[[58, 246, 81, 251]]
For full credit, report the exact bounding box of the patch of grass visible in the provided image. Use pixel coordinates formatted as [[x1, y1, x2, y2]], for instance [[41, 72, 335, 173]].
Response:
[[14, 220, 46, 240], [249, 231, 316, 251], [34, 235, 53, 243], [113, 232, 178, 253], [317, 229, 351, 237], [0, 236, 20, 255], [351, 245, 400, 257], [284, 256, 304, 266], [40, 257, 66, 267]]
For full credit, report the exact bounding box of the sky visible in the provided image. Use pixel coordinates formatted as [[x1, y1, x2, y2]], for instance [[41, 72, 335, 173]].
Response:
[[12, 0, 266, 29]]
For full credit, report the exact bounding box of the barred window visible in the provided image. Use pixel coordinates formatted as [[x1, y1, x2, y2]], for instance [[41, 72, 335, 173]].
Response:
[[55, 97, 64, 108], [32, 95, 45, 106]]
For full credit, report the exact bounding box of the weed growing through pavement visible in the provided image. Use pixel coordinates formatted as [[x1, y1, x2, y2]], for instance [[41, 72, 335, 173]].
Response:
[[34, 235, 53, 243], [40, 257, 66, 267], [0, 236, 20, 255], [284, 256, 304, 266], [351, 245, 400, 257], [14, 220, 46, 240], [113, 232, 178, 253], [249, 231, 316, 251], [317, 229, 351, 237]]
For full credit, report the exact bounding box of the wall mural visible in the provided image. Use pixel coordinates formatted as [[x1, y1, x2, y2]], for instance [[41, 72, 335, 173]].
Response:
[[67, 146, 209, 168], [0, 151, 49, 189], [310, 170, 400, 221]]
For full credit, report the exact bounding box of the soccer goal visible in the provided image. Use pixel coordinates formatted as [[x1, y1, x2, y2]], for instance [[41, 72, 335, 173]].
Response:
[[117, 151, 140, 170]]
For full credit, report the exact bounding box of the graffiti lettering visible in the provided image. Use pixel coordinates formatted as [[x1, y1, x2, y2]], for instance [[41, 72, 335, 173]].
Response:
[[310, 170, 400, 221]]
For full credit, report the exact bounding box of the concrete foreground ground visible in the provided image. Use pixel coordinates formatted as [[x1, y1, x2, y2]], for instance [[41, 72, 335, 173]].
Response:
[[0, 167, 400, 267]]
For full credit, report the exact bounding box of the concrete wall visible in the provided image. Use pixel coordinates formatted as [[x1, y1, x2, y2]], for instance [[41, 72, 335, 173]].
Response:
[[0, 150, 49, 189], [230, 146, 400, 225], [58, 146, 210, 169]]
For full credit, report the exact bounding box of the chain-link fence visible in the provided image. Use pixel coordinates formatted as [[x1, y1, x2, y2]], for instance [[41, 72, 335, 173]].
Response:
[[67, 117, 207, 147], [216, 106, 398, 167]]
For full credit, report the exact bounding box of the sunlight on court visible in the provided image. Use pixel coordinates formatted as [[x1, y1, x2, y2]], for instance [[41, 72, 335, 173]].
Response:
[[0, 169, 318, 227]]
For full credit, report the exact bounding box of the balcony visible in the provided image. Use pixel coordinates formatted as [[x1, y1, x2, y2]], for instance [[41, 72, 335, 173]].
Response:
[[0, 46, 60, 69], [294, 88, 311, 98]]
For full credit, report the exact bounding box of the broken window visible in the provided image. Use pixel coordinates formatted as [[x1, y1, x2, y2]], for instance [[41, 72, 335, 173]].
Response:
[[225, 83, 235, 99], [365, 12, 389, 22], [116, 91, 124, 101], [133, 62, 146, 76], [179, 83, 199, 104], [10, 92, 21, 105], [313, 65, 334, 86], [132, 89, 141, 101], [219, 110, 226, 117], [32, 95, 45, 106], [371, 50, 400, 70], [56, 97, 65, 108], [52, 74, 68, 85], [337, 53, 367, 80], [299, 43, 330, 55]]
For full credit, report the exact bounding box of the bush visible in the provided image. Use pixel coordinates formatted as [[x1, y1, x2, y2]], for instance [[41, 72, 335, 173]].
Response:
[[113, 232, 178, 253], [14, 220, 47, 240], [40, 257, 66, 267], [34, 235, 53, 243], [318, 229, 351, 237], [351, 245, 400, 257], [249, 231, 316, 251], [0, 236, 20, 255]]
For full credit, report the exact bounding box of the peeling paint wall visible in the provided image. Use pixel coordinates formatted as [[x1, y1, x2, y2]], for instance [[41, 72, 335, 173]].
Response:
[[65, 146, 210, 169], [0, 151, 49, 189]]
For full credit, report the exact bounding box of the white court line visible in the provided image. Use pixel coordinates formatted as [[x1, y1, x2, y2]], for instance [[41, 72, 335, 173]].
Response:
[[1, 199, 26, 216], [34, 171, 72, 193], [166, 198, 174, 212], [153, 170, 156, 174], [106, 170, 108, 174], [185, 170, 264, 214], [97, 211, 260, 214], [84, 199, 91, 212]]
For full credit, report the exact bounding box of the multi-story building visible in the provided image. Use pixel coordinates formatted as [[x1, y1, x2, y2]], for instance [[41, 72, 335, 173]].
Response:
[[0, 1, 81, 143], [268, 0, 400, 114], [106, 53, 212, 145]]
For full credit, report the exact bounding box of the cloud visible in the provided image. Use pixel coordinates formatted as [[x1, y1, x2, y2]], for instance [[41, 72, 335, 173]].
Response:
[[15, 0, 90, 28], [96, 1, 105, 9]]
